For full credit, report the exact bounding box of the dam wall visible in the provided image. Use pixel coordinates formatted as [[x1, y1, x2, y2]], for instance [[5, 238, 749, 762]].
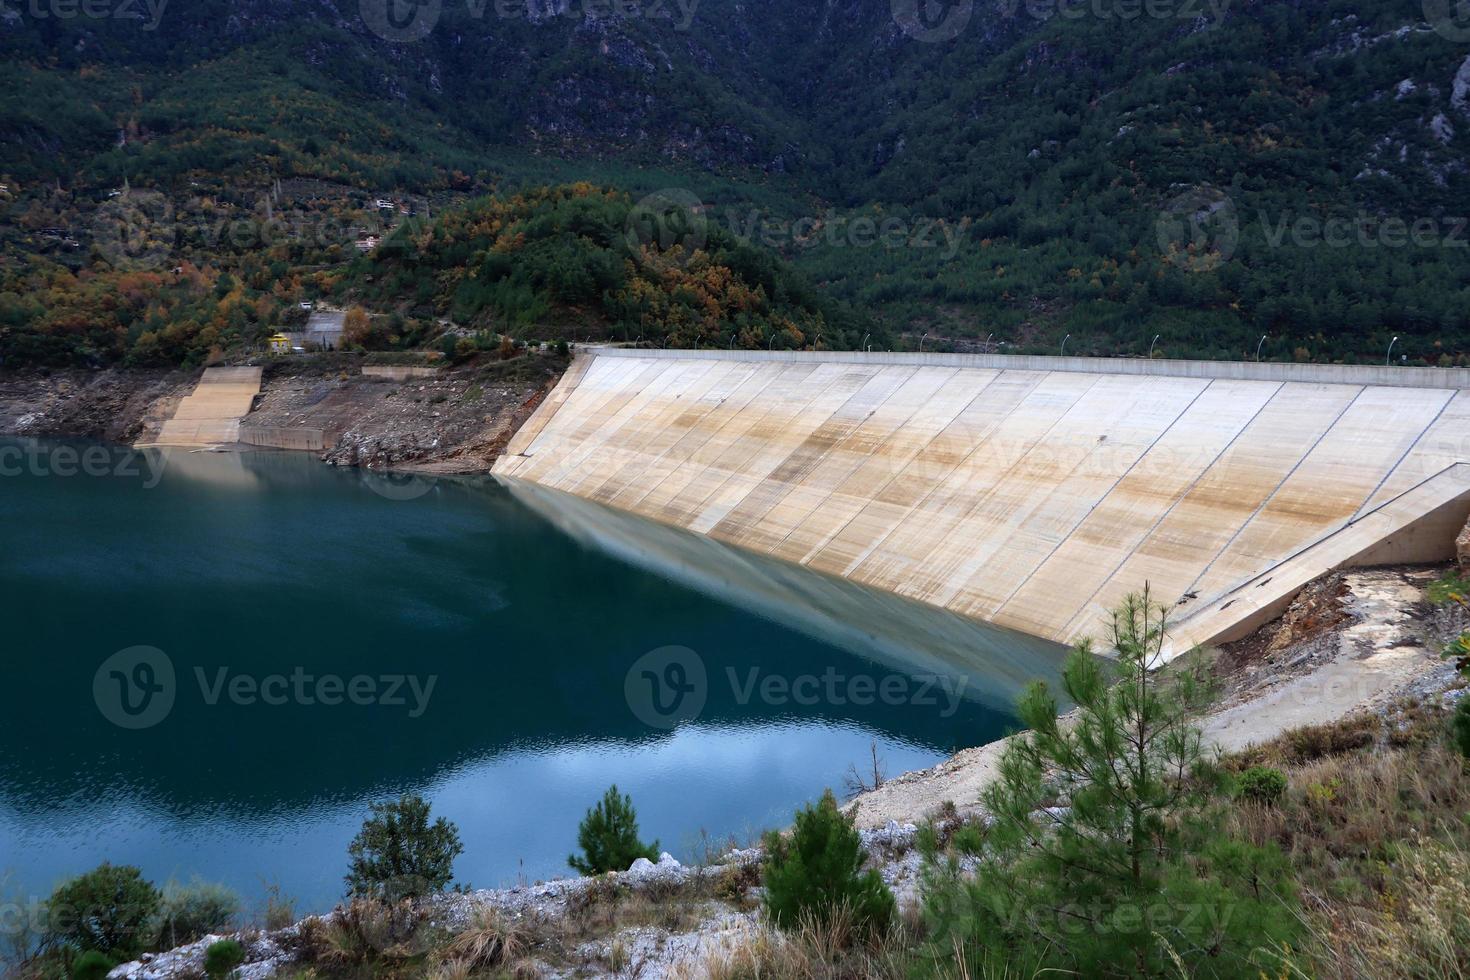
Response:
[[493, 349, 1470, 657]]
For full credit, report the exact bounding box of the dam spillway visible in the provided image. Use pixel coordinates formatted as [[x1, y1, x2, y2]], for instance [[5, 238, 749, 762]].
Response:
[[492, 349, 1470, 658]]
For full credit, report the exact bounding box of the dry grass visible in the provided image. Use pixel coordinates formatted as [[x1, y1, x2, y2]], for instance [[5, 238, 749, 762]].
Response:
[[1226, 713, 1380, 770], [298, 898, 439, 973], [438, 905, 527, 973], [1222, 708, 1470, 978], [687, 903, 917, 980]]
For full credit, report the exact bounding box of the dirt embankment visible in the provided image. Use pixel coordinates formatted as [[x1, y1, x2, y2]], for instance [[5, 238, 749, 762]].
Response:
[[0, 367, 197, 444], [848, 565, 1470, 828], [243, 354, 566, 472], [0, 353, 567, 471]]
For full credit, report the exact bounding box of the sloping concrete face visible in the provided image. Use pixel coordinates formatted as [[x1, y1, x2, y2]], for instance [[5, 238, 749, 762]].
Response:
[[138, 367, 262, 448], [493, 350, 1470, 657]]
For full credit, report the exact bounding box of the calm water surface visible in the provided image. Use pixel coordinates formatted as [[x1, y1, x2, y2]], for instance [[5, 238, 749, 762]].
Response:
[[0, 439, 1030, 914]]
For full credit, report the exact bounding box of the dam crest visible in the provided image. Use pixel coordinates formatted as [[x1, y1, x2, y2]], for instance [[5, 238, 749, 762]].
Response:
[[493, 349, 1470, 659]]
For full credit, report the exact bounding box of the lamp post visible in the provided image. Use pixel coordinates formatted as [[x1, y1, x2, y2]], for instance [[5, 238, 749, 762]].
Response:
[[768, 334, 776, 351], [1149, 334, 1160, 358], [984, 332, 993, 353], [919, 332, 929, 353], [730, 333, 736, 350], [1256, 335, 1267, 362], [861, 332, 870, 351], [1386, 336, 1399, 366], [1060, 334, 1071, 356]]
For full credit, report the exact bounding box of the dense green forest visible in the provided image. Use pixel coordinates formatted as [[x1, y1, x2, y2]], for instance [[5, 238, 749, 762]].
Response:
[[2, 0, 1469, 364], [346, 184, 873, 350]]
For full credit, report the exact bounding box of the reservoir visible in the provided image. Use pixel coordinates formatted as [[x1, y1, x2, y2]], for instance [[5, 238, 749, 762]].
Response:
[[0, 438, 1056, 913]]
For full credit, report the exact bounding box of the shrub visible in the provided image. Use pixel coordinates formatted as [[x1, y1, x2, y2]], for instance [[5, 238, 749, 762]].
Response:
[[262, 882, 296, 931], [762, 789, 894, 939], [345, 794, 464, 901], [46, 864, 161, 960], [157, 879, 240, 946], [1236, 766, 1289, 806], [71, 950, 114, 980], [1454, 697, 1470, 759], [569, 785, 659, 876], [920, 589, 1298, 976], [203, 939, 244, 980], [554, 339, 569, 357]]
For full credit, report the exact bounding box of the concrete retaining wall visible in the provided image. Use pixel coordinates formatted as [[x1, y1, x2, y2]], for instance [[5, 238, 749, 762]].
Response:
[[497, 350, 1470, 657], [238, 426, 332, 451], [362, 366, 439, 381]]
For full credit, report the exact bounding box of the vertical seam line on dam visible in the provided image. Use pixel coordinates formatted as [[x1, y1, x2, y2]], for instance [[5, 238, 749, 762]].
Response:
[[1180, 385, 1368, 603], [620, 362, 820, 516], [1348, 389, 1457, 523], [993, 378, 1219, 620], [770, 367, 998, 563], [832, 369, 1050, 578], [1066, 381, 1287, 633], [709, 366, 924, 544], [923, 373, 1110, 607]]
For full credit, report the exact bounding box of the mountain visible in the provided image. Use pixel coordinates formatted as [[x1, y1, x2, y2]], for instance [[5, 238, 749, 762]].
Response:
[[2, 0, 1469, 365]]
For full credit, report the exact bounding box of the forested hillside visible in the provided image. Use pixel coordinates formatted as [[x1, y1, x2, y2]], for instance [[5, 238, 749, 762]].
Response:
[[3, 0, 1469, 364]]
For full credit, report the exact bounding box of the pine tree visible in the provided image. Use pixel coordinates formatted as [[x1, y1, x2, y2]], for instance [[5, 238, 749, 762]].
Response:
[[345, 794, 463, 901], [568, 785, 659, 876], [921, 587, 1297, 977]]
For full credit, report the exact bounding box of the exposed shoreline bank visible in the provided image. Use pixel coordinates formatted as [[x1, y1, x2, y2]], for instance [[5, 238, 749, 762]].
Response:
[[0, 353, 566, 473]]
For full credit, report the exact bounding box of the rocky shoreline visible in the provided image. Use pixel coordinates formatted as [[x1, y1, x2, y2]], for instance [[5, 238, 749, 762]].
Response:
[[0, 352, 566, 472]]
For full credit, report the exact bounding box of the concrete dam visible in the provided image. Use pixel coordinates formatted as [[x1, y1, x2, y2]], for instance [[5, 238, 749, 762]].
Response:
[[492, 349, 1470, 658]]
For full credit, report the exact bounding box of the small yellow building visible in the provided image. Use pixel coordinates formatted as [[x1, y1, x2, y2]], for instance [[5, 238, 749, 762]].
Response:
[[268, 333, 292, 353]]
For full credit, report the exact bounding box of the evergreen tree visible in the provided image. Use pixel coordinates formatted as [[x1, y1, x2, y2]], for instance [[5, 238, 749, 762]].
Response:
[[345, 794, 463, 901], [921, 588, 1297, 977], [569, 785, 659, 876]]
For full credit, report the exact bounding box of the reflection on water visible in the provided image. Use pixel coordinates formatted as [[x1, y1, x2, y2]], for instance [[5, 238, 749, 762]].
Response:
[[0, 440, 1061, 912]]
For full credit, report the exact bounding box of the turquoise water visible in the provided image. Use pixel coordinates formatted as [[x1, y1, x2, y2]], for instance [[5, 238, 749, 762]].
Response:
[[0, 438, 1029, 915]]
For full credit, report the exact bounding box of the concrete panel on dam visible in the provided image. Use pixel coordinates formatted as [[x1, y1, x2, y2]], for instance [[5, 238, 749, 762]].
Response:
[[493, 350, 1470, 658]]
